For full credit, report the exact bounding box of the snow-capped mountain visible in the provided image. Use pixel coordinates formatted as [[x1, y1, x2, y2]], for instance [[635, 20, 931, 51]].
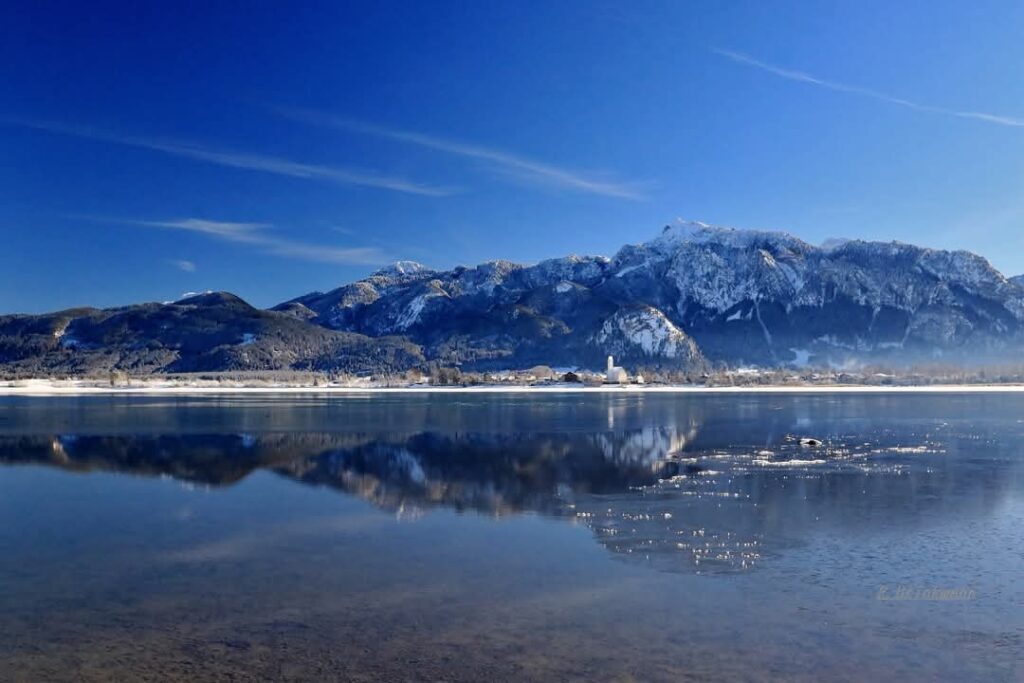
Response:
[[283, 220, 1024, 368], [5, 220, 1023, 377]]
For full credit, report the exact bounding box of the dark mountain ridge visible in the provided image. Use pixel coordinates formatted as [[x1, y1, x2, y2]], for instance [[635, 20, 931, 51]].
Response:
[[0, 292, 422, 376]]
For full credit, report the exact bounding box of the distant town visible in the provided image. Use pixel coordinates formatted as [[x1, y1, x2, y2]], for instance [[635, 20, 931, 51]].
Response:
[[8, 356, 1024, 392]]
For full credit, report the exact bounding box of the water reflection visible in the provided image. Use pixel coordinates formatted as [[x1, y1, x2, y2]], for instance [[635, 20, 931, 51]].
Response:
[[2, 392, 1021, 575]]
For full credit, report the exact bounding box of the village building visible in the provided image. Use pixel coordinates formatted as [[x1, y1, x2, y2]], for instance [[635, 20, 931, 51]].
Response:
[[605, 355, 629, 384]]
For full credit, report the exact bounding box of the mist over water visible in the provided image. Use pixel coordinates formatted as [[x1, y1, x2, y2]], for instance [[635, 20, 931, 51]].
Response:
[[0, 393, 1021, 681]]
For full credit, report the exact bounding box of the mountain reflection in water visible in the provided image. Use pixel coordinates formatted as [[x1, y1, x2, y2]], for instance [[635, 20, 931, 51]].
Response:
[[1, 393, 1019, 576]]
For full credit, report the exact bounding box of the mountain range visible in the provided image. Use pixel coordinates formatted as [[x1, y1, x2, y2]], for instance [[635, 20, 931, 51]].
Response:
[[4, 220, 1024, 376]]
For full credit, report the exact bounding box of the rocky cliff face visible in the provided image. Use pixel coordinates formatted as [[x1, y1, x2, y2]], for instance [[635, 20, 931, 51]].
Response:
[[593, 306, 703, 367]]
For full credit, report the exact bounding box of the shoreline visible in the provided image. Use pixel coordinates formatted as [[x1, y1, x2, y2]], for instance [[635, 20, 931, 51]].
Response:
[[4, 379, 1024, 396]]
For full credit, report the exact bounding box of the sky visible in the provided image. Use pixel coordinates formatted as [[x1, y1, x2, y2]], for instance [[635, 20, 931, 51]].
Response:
[[3, 0, 1024, 313]]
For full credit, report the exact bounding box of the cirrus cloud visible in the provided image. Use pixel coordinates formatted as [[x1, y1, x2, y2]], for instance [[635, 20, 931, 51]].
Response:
[[6, 118, 456, 196], [713, 48, 1024, 128], [102, 217, 387, 266], [167, 259, 197, 272], [276, 106, 650, 199]]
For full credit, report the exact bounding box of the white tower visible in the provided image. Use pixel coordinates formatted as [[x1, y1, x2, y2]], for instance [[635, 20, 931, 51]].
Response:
[[605, 355, 627, 384]]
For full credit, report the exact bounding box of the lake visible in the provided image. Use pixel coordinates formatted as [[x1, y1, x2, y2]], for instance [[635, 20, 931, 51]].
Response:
[[0, 392, 1021, 681]]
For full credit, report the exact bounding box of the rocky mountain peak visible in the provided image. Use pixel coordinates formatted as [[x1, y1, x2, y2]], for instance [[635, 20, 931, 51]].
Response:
[[648, 219, 810, 254], [372, 260, 433, 278], [173, 291, 251, 308]]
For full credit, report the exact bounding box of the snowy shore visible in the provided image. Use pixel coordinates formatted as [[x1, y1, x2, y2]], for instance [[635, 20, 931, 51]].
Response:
[[3, 378, 1024, 396]]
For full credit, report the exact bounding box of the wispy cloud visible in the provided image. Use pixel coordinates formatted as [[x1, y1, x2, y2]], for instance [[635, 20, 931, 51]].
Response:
[[167, 258, 197, 272], [110, 217, 386, 265], [713, 48, 1024, 128], [276, 107, 648, 199], [7, 119, 455, 196]]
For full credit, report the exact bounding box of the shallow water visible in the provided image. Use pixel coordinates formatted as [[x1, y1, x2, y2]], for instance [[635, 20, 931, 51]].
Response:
[[0, 393, 1021, 681]]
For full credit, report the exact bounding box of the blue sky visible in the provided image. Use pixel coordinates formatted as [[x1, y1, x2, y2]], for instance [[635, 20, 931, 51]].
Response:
[[4, 0, 1024, 313]]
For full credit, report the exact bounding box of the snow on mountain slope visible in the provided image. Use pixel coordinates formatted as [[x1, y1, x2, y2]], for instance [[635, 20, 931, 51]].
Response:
[[283, 220, 1024, 369], [593, 306, 703, 365]]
